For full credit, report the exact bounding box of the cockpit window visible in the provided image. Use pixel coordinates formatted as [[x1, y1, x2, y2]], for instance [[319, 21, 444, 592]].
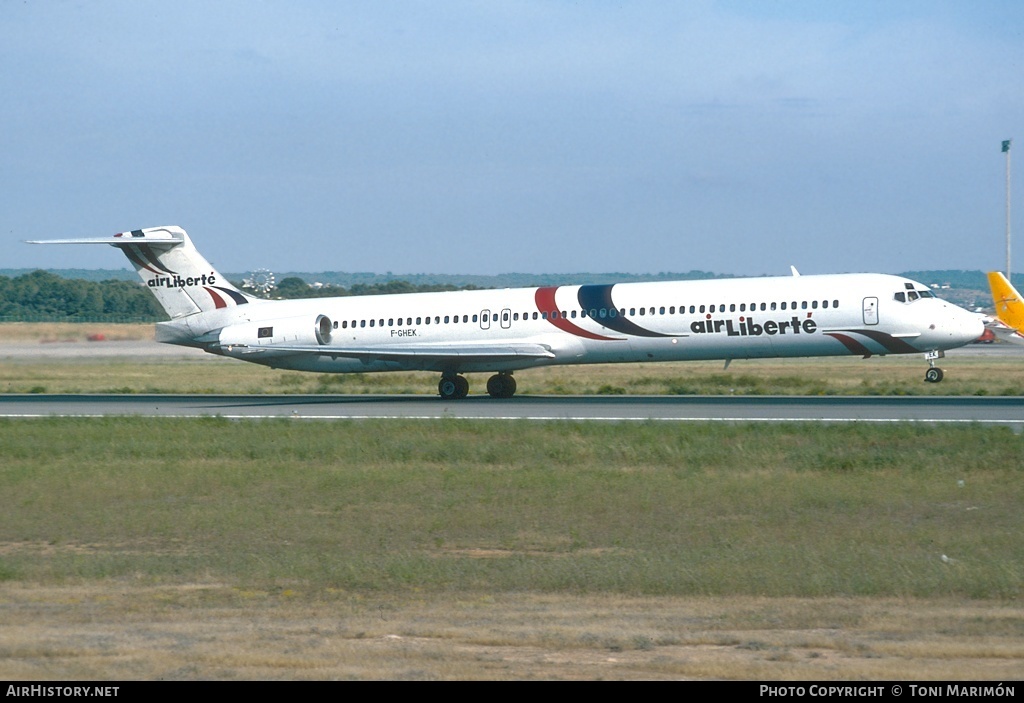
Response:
[[895, 288, 935, 303]]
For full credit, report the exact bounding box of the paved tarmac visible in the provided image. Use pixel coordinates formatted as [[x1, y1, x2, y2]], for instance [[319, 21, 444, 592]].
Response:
[[1, 393, 1022, 426]]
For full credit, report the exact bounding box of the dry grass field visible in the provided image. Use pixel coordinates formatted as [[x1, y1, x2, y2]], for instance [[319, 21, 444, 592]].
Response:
[[3, 586, 1022, 680]]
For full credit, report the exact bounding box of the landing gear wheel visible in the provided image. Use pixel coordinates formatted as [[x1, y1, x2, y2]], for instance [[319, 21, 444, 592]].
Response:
[[486, 373, 517, 399], [924, 367, 944, 383], [438, 375, 469, 399]]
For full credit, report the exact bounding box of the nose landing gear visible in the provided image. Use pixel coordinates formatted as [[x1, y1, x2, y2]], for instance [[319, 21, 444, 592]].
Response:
[[924, 350, 945, 383]]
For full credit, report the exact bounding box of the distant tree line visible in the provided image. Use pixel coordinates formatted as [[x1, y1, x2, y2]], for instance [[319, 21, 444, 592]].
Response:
[[0, 271, 486, 322], [0, 271, 164, 321], [271, 277, 482, 299]]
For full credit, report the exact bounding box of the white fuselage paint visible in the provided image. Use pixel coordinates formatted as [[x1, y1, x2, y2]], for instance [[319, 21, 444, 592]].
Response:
[[157, 273, 983, 375]]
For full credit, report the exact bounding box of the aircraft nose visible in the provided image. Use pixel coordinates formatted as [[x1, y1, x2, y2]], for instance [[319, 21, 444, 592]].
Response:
[[964, 312, 985, 342], [949, 308, 984, 345]]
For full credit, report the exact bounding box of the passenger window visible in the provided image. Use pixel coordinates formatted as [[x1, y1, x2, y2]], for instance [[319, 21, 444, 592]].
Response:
[[781, 302, 787, 311], [770, 302, 777, 311], [811, 301, 818, 309], [659, 306, 666, 315]]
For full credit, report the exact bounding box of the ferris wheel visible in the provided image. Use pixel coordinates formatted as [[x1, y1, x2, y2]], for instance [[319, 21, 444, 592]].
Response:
[[243, 268, 276, 297]]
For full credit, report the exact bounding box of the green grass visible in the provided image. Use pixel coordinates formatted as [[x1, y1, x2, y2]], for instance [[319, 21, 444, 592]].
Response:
[[1, 418, 1020, 598]]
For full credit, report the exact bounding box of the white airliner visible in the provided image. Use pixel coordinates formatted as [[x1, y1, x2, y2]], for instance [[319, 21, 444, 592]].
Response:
[[31, 226, 982, 398]]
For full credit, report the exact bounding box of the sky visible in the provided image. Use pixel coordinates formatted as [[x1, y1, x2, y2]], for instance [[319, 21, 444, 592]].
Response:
[[3, 1, 1023, 277]]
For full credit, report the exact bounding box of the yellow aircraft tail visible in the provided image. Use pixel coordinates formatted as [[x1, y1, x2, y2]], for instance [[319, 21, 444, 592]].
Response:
[[988, 272, 1024, 332]]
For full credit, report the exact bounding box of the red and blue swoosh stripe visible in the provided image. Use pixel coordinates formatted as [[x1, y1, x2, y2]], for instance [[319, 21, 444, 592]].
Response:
[[535, 285, 677, 340]]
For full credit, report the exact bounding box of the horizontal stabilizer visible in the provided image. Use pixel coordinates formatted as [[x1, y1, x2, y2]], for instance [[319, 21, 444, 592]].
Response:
[[28, 228, 186, 248]]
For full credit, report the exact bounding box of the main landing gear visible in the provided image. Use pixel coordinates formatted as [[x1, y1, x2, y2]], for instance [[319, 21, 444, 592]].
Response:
[[437, 372, 517, 399], [438, 374, 469, 400], [485, 373, 516, 399], [924, 350, 945, 383]]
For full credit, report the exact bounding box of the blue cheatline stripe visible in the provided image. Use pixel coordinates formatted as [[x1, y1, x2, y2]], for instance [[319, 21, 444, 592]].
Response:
[[213, 286, 249, 305], [576, 284, 676, 338]]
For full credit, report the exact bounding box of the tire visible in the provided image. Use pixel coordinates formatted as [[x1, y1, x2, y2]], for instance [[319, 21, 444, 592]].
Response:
[[440, 375, 469, 399], [439, 378, 459, 399], [486, 374, 516, 398]]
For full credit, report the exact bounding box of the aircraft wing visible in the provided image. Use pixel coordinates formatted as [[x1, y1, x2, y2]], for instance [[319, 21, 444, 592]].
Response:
[[227, 342, 557, 363], [984, 318, 1024, 346]]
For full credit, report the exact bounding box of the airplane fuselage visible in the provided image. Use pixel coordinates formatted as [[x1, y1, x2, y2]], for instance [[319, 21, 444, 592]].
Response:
[[157, 272, 981, 375]]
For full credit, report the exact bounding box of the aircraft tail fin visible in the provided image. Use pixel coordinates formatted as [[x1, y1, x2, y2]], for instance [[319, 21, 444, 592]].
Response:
[[987, 271, 1024, 333], [29, 226, 256, 319]]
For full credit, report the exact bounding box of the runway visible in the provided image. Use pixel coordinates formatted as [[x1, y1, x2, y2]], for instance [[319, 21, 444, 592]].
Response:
[[1, 393, 1022, 426]]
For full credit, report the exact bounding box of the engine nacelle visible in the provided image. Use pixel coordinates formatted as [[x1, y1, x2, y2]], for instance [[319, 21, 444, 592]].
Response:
[[217, 314, 333, 348]]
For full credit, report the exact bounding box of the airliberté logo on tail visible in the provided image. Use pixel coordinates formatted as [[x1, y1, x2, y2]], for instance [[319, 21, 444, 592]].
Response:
[[147, 273, 217, 288]]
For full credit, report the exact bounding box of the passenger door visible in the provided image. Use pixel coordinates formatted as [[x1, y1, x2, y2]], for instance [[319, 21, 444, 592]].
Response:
[[863, 297, 879, 325]]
